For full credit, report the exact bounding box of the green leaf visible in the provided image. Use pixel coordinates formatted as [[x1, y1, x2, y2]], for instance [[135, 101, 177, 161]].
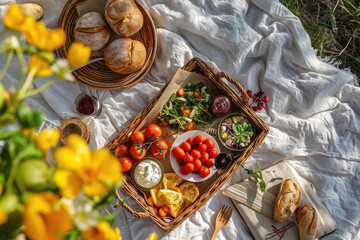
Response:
[[99, 214, 115, 223], [31, 110, 43, 128]]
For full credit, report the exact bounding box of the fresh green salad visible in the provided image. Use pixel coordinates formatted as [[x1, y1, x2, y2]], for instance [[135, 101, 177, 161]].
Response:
[[158, 82, 213, 130]]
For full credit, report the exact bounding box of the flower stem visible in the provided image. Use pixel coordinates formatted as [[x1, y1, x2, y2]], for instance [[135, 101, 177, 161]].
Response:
[[23, 77, 56, 98], [19, 68, 36, 99], [6, 149, 27, 193], [15, 46, 28, 90], [0, 50, 14, 82]]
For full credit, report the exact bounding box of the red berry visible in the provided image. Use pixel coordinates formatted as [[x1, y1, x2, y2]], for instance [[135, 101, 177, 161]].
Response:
[[246, 90, 253, 98], [260, 102, 265, 107], [263, 96, 269, 103], [252, 106, 258, 112], [257, 106, 263, 111]]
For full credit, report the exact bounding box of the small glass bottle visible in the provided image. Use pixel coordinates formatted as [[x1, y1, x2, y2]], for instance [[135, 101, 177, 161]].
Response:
[[74, 93, 102, 117]]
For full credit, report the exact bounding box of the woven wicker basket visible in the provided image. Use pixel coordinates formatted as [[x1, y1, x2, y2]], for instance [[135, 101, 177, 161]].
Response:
[[105, 57, 269, 232], [55, 0, 157, 90]]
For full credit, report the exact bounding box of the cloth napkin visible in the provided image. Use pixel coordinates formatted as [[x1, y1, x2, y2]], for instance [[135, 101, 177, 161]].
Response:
[[223, 160, 336, 240]]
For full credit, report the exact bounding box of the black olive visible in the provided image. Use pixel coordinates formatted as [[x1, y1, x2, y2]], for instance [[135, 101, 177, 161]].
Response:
[[214, 153, 232, 169]]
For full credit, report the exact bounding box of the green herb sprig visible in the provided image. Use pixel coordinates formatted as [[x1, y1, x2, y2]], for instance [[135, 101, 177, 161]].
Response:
[[233, 122, 252, 145], [241, 161, 282, 192]]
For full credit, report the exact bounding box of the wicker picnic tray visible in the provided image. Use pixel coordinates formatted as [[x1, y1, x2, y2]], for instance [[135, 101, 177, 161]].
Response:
[[105, 57, 269, 232]]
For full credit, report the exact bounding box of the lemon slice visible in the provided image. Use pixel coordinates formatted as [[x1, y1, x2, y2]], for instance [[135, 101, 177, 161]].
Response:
[[168, 199, 185, 218], [163, 173, 183, 190], [178, 182, 199, 208], [157, 189, 182, 205], [150, 189, 164, 207]]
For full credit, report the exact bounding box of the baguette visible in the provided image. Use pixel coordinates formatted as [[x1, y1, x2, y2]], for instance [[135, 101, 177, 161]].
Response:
[[273, 179, 301, 222], [297, 205, 318, 240]]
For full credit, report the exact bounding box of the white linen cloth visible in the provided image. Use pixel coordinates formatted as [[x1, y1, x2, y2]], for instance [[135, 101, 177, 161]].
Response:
[[1, 0, 359, 239]]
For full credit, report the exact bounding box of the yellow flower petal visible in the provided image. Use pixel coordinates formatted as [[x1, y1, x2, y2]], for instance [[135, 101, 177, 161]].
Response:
[[0, 204, 7, 226], [35, 129, 60, 151], [81, 221, 121, 240], [53, 146, 83, 171], [3, 4, 26, 31], [83, 179, 109, 197], [28, 54, 53, 77], [21, 16, 66, 51], [95, 149, 122, 184], [65, 134, 91, 165], [67, 42, 91, 68], [23, 193, 72, 240], [146, 233, 158, 240], [54, 170, 83, 198]]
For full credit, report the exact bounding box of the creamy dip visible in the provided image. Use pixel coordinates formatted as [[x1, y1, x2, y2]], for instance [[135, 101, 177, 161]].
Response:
[[134, 159, 162, 189]]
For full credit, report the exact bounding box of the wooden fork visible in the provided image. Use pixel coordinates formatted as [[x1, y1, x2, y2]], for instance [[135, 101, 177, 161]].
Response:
[[211, 205, 234, 240]]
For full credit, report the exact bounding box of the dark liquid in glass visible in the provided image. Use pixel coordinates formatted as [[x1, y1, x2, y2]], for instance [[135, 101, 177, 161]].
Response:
[[76, 95, 95, 115]]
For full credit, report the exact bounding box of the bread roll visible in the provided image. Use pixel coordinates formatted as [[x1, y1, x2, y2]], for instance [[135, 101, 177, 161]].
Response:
[[74, 12, 110, 51], [20, 3, 44, 20], [297, 205, 318, 240], [273, 179, 301, 222], [104, 38, 146, 74], [105, 0, 143, 37]]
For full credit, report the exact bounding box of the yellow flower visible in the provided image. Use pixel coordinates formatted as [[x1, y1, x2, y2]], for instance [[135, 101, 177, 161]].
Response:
[[28, 54, 54, 77], [54, 134, 122, 198], [23, 193, 73, 240], [67, 42, 91, 68], [35, 129, 60, 151], [0, 204, 7, 226], [21, 16, 66, 51], [81, 221, 122, 240], [146, 233, 158, 240], [3, 4, 26, 31]]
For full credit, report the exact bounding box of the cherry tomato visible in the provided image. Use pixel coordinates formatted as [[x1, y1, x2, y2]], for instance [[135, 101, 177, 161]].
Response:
[[181, 141, 192, 152], [114, 144, 130, 158], [158, 208, 167, 218], [187, 137, 195, 147], [184, 163, 194, 173], [198, 144, 208, 153], [161, 120, 169, 127], [206, 159, 214, 168], [190, 149, 201, 159], [193, 91, 200, 98], [199, 166, 210, 178], [194, 135, 205, 145], [182, 108, 191, 116], [171, 147, 186, 159], [183, 154, 194, 164], [130, 145, 147, 159], [184, 121, 196, 132], [200, 152, 209, 163], [180, 166, 189, 175], [198, 96, 204, 99], [119, 157, 132, 172], [145, 124, 162, 141], [208, 149, 218, 159], [193, 159, 202, 172], [177, 157, 184, 166], [161, 206, 169, 213], [205, 138, 215, 150], [150, 140, 169, 158], [131, 131, 146, 143], [177, 88, 185, 96]]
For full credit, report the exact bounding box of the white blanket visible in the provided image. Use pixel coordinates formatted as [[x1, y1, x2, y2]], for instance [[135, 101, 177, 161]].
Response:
[[1, 0, 359, 239]]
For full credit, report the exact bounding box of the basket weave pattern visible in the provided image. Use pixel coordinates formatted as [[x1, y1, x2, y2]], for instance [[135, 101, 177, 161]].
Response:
[[106, 57, 269, 232]]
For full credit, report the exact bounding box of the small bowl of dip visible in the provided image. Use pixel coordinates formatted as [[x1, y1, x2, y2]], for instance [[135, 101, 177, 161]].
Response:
[[131, 158, 164, 191]]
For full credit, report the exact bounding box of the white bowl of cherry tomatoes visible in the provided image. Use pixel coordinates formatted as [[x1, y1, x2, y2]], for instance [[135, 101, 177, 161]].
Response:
[[170, 130, 219, 182]]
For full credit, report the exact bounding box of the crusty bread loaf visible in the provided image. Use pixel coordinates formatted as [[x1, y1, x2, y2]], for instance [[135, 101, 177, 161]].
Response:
[[297, 205, 318, 240], [273, 179, 301, 222], [105, 0, 143, 37], [104, 38, 146, 74], [20, 3, 44, 20], [74, 12, 110, 51]]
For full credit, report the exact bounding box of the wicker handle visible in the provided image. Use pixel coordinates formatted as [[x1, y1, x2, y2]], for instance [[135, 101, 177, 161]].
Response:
[[216, 72, 250, 106], [115, 190, 150, 219]]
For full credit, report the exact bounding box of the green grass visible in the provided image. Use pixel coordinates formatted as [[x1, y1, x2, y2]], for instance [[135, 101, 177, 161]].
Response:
[[280, 0, 360, 84]]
